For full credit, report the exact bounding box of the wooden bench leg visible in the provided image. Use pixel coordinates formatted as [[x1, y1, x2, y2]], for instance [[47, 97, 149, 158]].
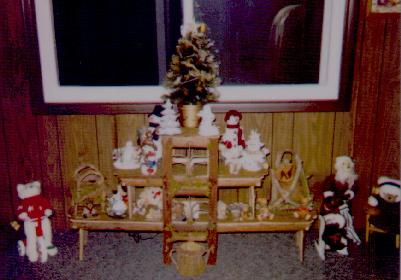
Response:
[[295, 230, 304, 262], [365, 214, 370, 244], [79, 229, 87, 261]]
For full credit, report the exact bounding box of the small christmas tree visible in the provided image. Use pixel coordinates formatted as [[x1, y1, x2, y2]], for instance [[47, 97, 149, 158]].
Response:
[[164, 23, 221, 105], [159, 99, 181, 135]]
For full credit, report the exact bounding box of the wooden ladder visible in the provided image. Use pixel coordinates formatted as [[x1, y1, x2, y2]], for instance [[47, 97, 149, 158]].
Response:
[[162, 132, 219, 265]]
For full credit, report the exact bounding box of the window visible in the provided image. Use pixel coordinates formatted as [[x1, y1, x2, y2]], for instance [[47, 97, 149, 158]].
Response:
[[33, 0, 358, 113]]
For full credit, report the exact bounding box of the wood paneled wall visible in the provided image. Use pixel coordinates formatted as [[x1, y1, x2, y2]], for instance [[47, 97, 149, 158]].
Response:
[[0, 0, 399, 230]]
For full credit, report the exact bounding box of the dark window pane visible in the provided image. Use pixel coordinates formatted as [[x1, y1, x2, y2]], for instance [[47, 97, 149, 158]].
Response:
[[53, 0, 161, 86], [195, 0, 323, 84]]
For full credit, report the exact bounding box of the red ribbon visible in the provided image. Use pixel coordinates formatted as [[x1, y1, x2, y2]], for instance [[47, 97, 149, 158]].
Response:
[[226, 124, 246, 148]]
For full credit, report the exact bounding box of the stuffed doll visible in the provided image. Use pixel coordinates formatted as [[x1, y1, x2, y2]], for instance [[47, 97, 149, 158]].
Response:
[[16, 181, 58, 262], [222, 110, 246, 149], [321, 156, 359, 207], [367, 176, 401, 234], [133, 187, 163, 218], [219, 110, 246, 174], [315, 156, 360, 260], [315, 213, 349, 260]]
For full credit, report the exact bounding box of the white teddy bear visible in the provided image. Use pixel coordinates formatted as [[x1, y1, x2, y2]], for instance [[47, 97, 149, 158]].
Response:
[[16, 181, 58, 262], [133, 187, 163, 220]]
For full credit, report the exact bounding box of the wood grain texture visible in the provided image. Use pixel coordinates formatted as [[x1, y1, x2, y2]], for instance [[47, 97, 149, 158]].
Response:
[[241, 113, 273, 200], [351, 18, 386, 227], [331, 112, 352, 174], [57, 116, 100, 214], [36, 116, 66, 229], [371, 19, 400, 180], [95, 115, 117, 189], [0, 0, 14, 223], [115, 115, 146, 147], [293, 112, 335, 183]]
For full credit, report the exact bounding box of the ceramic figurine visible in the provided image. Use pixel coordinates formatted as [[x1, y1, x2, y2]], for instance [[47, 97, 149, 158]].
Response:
[[256, 198, 274, 221], [147, 105, 164, 160], [172, 201, 186, 221], [217, 200, 228, 220], [182, 199, 205, 222], [140, 144, 158, 176], [82, 199, 98, 218], [197, 104, 219, 136], [107, 185, 128, 217], [159, 99, 181, 135], [241, 130, 270, 172], [16, 181, 58, 262], [228, 202, 248, 222], [113, 140, 141, 170]]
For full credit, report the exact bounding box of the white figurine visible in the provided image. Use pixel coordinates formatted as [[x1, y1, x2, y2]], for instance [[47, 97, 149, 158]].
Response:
[[159, 99, 181, 135], [107, 185, 128, 217], [217, 200, 228, 220], [182, 199, 206, 222], [113, 140, 141, 170], [197, 104, 219, 136], [241, 130, 270, 172]]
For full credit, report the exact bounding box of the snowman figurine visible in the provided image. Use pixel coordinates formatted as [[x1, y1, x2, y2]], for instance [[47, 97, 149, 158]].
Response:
[[147, 105, 164, 161], [219, 110, 246, 174]]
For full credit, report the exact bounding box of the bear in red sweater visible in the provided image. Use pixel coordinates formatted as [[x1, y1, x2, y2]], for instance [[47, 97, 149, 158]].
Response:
[[16, 181, 57, 262]]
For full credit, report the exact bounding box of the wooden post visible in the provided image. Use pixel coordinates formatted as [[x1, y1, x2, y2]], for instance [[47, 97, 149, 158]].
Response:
[[162, 137, 173, 264], [207, 137, 218, 265], [79, 228, 87, 261], [295, 230, 304, 263]]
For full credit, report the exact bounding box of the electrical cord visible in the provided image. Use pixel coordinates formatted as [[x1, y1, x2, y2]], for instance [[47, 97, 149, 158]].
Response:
[[128, 232, 159, 243]]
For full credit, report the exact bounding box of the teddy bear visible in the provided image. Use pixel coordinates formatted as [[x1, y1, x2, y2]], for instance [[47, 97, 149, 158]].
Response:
[[367, 176, 400, 234], [133, 187, 163, 219], [256, 198, 274, 221], [16, 181, 58, 262]]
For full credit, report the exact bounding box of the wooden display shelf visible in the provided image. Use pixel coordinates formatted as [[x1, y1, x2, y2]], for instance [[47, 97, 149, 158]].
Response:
[[70, 215, 315, 262], [72, 129, 315, 263], [70, 215, 315, 233], [114, 164, 268, 187]]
